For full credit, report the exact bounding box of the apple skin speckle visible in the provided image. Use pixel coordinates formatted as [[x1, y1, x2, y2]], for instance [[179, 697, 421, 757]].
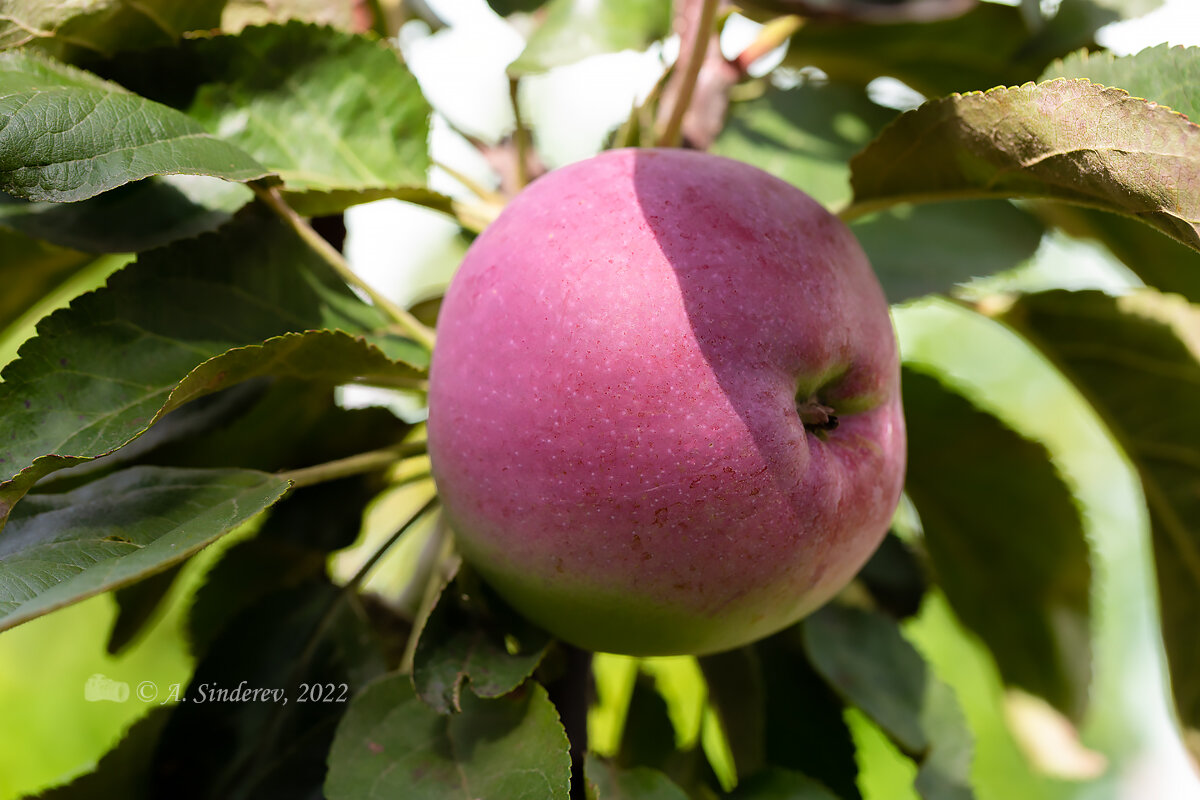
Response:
[[428, 148, 905, 656]]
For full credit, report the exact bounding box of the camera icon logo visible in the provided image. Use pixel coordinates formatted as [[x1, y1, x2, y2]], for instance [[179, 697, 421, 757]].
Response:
[[84, 673, 130, 703]]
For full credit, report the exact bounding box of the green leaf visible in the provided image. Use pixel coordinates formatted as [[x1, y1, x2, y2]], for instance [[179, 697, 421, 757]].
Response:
[[0, 210, 423, 524], [1043, 43, 1200, 117], [802, 605, 975, 800], [855, 532, 928, 621], [739, 0, 977, 24], [488, 0, 551, 14], [325, 674, 572, 800], [1002, 288, 1200, 755], [28, 707, 171, 799], [0, 0, 225, 58], [187, 471, 389, 655], [728, 768, 841, 800], [755, 630, 860, 800], [145, 380, 413, 475], [0, 466, 288, 632], [852, 201, 1045, 303], [153, 581, 387, 799], [711, 83, 897, 209], [803, 607, 927, 755], [846, 80, 1200, 253], [412, 578, 552, 714], [0, 231, 93, 332], [1039, 203, 1200, 302], [782, 2, 1082, 98], [0, 52, 268, 203], [107, 563, 183, 655], [617, 673, 684, 773], [698, 648, 765, 780], [0, 177, 252, 253], [144, 22, 432, 203], [585, 754, 690, 800], [508, 0, 671, 76], [901, 366, 1092, 720]]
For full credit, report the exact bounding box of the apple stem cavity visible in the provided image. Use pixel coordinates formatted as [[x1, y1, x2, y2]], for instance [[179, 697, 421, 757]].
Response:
[[797, 398, 840, 432]]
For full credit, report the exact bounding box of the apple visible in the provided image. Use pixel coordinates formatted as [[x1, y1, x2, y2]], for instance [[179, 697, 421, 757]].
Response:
[[426, 148, 905, 656]]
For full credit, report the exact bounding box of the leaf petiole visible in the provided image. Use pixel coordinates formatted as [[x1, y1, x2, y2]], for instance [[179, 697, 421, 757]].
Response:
[[278, 440, 428, 489], [251, 182, 438, 351]]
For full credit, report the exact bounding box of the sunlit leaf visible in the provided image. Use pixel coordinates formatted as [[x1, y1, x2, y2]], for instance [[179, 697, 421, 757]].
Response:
[[0, 52, 268, 203], [847, 80, 1200, 253], [106, 22, 432, 205], [0, 466, 288, 632], [508, 0, 670, 75], [325, 674, 571, 800], [1043, 43, 1200, 116]]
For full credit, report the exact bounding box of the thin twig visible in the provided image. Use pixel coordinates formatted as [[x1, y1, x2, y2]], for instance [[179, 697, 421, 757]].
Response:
[[658, 0, 721, 147], [733, 15, 802, 73], [252, 182, 438, 351]]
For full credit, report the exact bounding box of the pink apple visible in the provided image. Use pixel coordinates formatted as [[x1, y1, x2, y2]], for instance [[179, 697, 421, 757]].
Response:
[[427, 148, 905, 656]]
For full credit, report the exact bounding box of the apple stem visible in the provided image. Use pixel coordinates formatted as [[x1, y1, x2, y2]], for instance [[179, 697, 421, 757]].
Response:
[[508, 77, 531, 191], [658, 0, 721, 147], [797, 399, 839, 431], [251, 182, 439, 352]]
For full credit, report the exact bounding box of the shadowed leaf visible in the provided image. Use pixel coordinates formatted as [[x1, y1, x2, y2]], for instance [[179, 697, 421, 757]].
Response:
[[585, 754, 690, 800], [853, 201, 1045, 303], [0, 231, 93, 332], [0, 466, 288, 632], [902, 366, 1091, 720], [412, 579, 552, 714], [712, 83, 897, 209], [1003, 288, 1200, 758], [782, 1, 1099, 98], [152, 581, 387, 799], [728, 767, 841, 800], [0, 210, 423, 525], [0, 177, 252, 253], [28, 707, 172, 799], [325, 674, 571, 800], [802, 605, 975, 800], [0, 0, 225, 58]]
